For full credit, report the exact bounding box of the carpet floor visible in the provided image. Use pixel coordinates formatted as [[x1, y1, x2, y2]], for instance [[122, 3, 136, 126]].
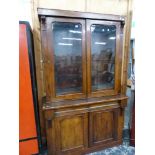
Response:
[[87, 145, 135, 155], [42, 145, 135, 155]]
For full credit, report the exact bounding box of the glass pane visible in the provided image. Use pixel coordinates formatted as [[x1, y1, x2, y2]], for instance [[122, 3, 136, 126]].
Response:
[[91, 24, 116, 91], [52, 22, 83, 95]]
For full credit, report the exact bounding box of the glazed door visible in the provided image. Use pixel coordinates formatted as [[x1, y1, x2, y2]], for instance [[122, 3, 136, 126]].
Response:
[[86, 20, 123, 97], [89, 105, 119, 146], [44, 17, 86, 101], [54, 110, 88, 155]]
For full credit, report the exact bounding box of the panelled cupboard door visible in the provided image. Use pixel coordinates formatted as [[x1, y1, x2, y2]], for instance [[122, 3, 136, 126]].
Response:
[[45, 17, 86, 101], [89, 107, 119, 146], [86, 20, 122, 98], [54, 112, 88, 155]]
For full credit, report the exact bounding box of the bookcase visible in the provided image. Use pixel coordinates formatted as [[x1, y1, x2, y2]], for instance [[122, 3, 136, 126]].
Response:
[[38, 8, 128, 155]]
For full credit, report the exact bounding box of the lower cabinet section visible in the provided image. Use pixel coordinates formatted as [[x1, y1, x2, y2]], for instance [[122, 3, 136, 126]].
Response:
[[45, 102, 123, 155]]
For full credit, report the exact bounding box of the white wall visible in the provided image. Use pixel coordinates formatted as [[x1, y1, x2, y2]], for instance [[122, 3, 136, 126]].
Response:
[[19, 0, 33, 27], [131, 1, 135, 40]]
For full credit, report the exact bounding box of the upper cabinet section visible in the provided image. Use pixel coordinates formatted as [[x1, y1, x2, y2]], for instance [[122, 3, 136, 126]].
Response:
[[39, 9, 125, 102]]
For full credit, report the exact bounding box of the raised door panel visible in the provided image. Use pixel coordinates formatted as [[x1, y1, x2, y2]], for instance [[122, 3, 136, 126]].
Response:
[[89, 108, 119, 146], [93, 111, 113, 141], [55, 113, 88, 154], [60, 117, 83, 150]]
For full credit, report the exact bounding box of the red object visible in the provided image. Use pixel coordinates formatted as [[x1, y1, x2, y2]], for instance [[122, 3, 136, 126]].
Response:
[[19, 140, 38, 155], [19, 22, 39, 155]]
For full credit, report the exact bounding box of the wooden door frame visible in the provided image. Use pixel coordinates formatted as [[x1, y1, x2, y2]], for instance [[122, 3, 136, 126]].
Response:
[[42, 17, 87, 101], [86, 19, 123, 98]]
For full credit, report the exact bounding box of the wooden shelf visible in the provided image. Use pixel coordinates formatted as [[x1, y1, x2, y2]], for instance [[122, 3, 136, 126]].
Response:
[[43, 94, 128, 110]]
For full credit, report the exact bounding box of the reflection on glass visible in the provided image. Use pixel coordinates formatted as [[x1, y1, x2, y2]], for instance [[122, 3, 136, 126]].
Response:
[[52, 22, 82, 95], [91, 24, 116, 91]]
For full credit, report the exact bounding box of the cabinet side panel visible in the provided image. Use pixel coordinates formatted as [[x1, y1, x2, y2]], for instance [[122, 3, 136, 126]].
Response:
[[31, 0, 46, 143]]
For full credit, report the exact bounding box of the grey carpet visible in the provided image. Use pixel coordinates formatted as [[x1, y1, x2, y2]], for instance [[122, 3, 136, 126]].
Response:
[[87, 145, 135, 155], [42, 145, 135, 155]]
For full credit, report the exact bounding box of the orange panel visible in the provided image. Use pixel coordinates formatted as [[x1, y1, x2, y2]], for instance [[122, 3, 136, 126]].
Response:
[[19, 139, 38, 155], [19, 22, 39, 154], [19, 23, 37, 139]]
